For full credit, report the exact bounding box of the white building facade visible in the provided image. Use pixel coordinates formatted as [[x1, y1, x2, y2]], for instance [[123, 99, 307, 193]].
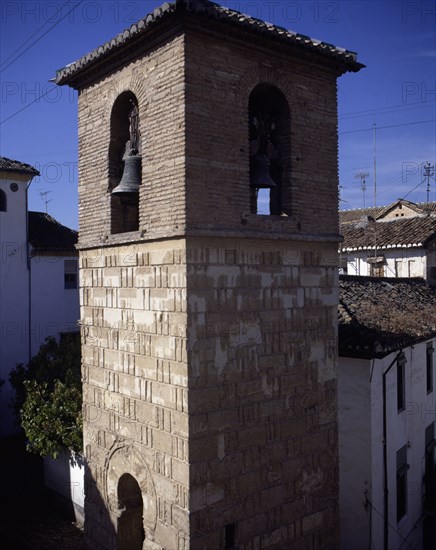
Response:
[[1, 159, 38, 437], [28, 211, 79, 357], [0, 157, 79, 437], [338, 275, 436, 550], [340, 200, 436, 285]]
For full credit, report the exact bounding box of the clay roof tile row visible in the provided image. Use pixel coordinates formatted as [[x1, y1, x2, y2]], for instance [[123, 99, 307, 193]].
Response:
[[55, 0, 363, 86], [341, 215, 436, 250], [28, 211, 78, 254], [0, 157, 40, 176], [338, 275, 436, 359]]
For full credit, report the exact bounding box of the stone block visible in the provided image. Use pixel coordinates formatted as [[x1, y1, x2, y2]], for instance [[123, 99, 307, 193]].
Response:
[[150, 288, 175, 311], [119, 287, 144, 309], [135, 266, 155, 288], [103, 267, 121, 287]]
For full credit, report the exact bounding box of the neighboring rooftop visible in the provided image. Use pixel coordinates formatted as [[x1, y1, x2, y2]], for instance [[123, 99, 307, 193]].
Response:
[[28, 211, 78, 254], [339, 275, 436, 359], [55, 0, 363, 87], [0, 156, 40, 176], [339, 200, 436, 225], [341, 215, 436, 251]]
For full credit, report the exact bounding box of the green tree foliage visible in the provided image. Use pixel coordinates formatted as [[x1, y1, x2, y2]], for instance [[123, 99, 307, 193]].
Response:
[[9, 335, 82, 458]]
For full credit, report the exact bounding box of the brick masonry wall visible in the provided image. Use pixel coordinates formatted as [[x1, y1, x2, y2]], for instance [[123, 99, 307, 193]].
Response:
[[185, 29, 340, 236], [75, 14, 343, 550], [186, 236, 339, 549], [77, 34, 186, 246]]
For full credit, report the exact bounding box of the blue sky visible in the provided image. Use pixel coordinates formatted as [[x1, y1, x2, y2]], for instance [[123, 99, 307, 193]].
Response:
[[0, 0, 435, 229]]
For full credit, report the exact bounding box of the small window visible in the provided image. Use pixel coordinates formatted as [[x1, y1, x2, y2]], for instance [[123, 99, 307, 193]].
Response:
[[367, 256, 385, 277], [427, 342, 434, 394], [64, 260, 78, 289], [0, 189, 6, 212], [424, 423, 435, 513], [397, 354, 406, 412], [407, 260, 415, 277], [396, 444, 409, 522], [339, 256, 348, 274], [370, 262, 384, 277], [395, 260, 402, 278], [225, 523, 236, 549], [425, 422, 435, 453]]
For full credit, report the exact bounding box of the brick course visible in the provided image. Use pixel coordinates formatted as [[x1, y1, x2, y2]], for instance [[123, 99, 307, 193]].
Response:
[[65, 4, 359, 548]]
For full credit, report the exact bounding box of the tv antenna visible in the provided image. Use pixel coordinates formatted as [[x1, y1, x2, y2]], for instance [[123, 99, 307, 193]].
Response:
[[423, 162, 434, 203], [39, 190, 52, 213], [354, 171, 369, 210]]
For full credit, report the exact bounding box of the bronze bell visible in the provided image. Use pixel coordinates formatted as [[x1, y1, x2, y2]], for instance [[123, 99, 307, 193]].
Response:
[[250, 153, 277, 189], [112, 154, 142, 195]]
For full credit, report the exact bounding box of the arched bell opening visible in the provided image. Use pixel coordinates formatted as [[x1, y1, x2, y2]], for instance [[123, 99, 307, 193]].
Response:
[[109, 91, 141, 234], [116, 473, 145, 550], [248, 84, 290, 215]]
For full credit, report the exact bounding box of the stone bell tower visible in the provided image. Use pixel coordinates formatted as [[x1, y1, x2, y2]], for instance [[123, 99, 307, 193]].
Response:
[[56, 1, 362, 548]]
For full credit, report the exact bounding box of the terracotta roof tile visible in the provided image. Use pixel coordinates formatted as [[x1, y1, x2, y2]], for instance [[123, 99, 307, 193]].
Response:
[[55, 0, 363, 87], [340, 216, 436, 250], [339, 275, 436, 359], [339, 201, 436, 225], [0, 156, 40, 176], [28, 211, 78, 254]]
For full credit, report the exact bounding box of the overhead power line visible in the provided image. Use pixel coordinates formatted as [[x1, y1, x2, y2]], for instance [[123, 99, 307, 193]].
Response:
[[340, 119, 435, 135], [365, 499, 419, 550], [340, 100, 435, 120], [0, 1, 85, 73], [0, 87, 56, 126]]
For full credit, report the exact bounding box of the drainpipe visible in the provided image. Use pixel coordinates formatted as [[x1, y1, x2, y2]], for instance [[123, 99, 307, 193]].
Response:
[[382, 350, 404, 550], [26, 177, 35, 364]]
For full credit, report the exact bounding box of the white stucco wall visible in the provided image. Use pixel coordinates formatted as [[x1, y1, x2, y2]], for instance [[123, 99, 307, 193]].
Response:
[[1, 174, 79, 437], [30, 254, 80, 356], [338, 340, 436, 550], [44, 450, 85, 525], [0, 175, 31, 437], [337, 357, 372, 550], [378, 342, 435, 550], [343, 247, 427, 278]]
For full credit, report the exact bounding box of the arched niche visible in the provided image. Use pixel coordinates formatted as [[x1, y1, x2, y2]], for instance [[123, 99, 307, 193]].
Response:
[[117, 473, 145, 550], [109, 91, 141, 234], [105, 443, 157, 544], [248, 84, 290, 216]]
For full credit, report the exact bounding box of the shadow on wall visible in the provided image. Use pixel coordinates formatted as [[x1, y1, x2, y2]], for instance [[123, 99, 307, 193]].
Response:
[[84, 463, 117, 550], [43, 450, 86, 526], [84, 442, 159, 550]]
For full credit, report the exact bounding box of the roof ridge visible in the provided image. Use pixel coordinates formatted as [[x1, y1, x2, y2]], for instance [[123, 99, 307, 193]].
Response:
[[55, 0, 363, 87]]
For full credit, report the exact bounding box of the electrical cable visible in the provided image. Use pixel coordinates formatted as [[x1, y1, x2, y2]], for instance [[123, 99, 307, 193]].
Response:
[[0, 1, 85, 73], [340, 101, 434, 120], [340, 119, 435, 135], [401, 180, 426, 201], [0, 87, 57, 126], [365, 499, 419, 550]]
